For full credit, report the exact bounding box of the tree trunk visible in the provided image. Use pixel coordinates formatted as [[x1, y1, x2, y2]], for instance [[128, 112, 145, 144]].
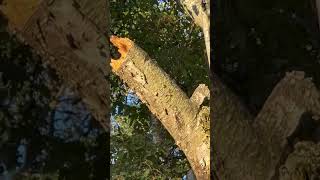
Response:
[[0, 0, 110, 131], [110, 36, 210, 179]]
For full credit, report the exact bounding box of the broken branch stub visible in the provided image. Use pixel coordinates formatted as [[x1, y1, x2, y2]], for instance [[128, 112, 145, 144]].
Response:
[[110, 35, 133, 72], [190, 84, 210, 108], [110, 36, 210, 179]]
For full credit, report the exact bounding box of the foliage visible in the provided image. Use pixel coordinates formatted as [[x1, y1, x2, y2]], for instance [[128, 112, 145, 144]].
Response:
[[110, 0, 209, 96], [111, 116, 189, 179]]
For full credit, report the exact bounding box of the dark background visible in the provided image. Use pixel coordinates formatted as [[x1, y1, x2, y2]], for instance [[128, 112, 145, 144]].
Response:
[[212, 0, 320, 115]]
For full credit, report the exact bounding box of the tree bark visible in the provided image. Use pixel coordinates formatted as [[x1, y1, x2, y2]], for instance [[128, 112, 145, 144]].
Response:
[[211, 71, 320, 179], [279, 141, 320, 179], [110, 36, 210, 179], [0, 0, 110, 131]]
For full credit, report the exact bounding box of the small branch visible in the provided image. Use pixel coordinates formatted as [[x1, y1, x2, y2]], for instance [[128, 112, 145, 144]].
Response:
[[178, 0, 210, 66], [213, 71, 320, 179]]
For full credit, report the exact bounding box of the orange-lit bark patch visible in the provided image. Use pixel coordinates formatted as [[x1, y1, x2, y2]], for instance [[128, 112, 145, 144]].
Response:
[[0, 0, 40, 29], [110, 35, 133, 72]]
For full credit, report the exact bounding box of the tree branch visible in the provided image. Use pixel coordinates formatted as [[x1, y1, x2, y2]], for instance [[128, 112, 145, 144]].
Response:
[[212, 71, 320, 179], [110, 35, 210, 179], [0, 0, 110, 131]]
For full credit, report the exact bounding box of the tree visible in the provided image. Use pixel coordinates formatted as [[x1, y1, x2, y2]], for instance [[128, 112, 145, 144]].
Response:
[[2, 0, 207, 179], [0, 0, 110, 179], [110, 0, 320, 179], [110, 35, 210, 179], [212, 0, 320, 179], [1, 0, 208, 179], [3, 0, 320, 179], [109, 0, 210, 179]]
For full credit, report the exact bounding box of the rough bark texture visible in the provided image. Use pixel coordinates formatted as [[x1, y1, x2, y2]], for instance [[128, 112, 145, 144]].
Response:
[[279, 142, 320, 180], [3, 1, 319, 179], [0, 0, 110, 131], [110, 36, 210, 179], [211, 71, 320, 179]]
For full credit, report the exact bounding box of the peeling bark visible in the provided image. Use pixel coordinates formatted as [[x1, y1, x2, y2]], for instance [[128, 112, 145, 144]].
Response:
[[110, 36, 210, 179], [0, 0, 110, 131]]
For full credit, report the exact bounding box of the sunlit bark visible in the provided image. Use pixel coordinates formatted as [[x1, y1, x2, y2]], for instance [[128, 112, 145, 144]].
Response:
[[110, 36, 210, 179]]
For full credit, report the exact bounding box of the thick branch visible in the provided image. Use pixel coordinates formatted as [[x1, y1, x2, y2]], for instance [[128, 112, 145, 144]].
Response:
[[0, 0, 110, 131], [253, 71, 320, 178], [212, 71, 320, 179], [255, 71, 320, 148], [110, 36, 210, 179]]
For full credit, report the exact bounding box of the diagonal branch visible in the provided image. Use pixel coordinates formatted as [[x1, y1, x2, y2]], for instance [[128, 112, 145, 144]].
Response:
[[110, 35, 210, 179], [0, 0, 110, 131]]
